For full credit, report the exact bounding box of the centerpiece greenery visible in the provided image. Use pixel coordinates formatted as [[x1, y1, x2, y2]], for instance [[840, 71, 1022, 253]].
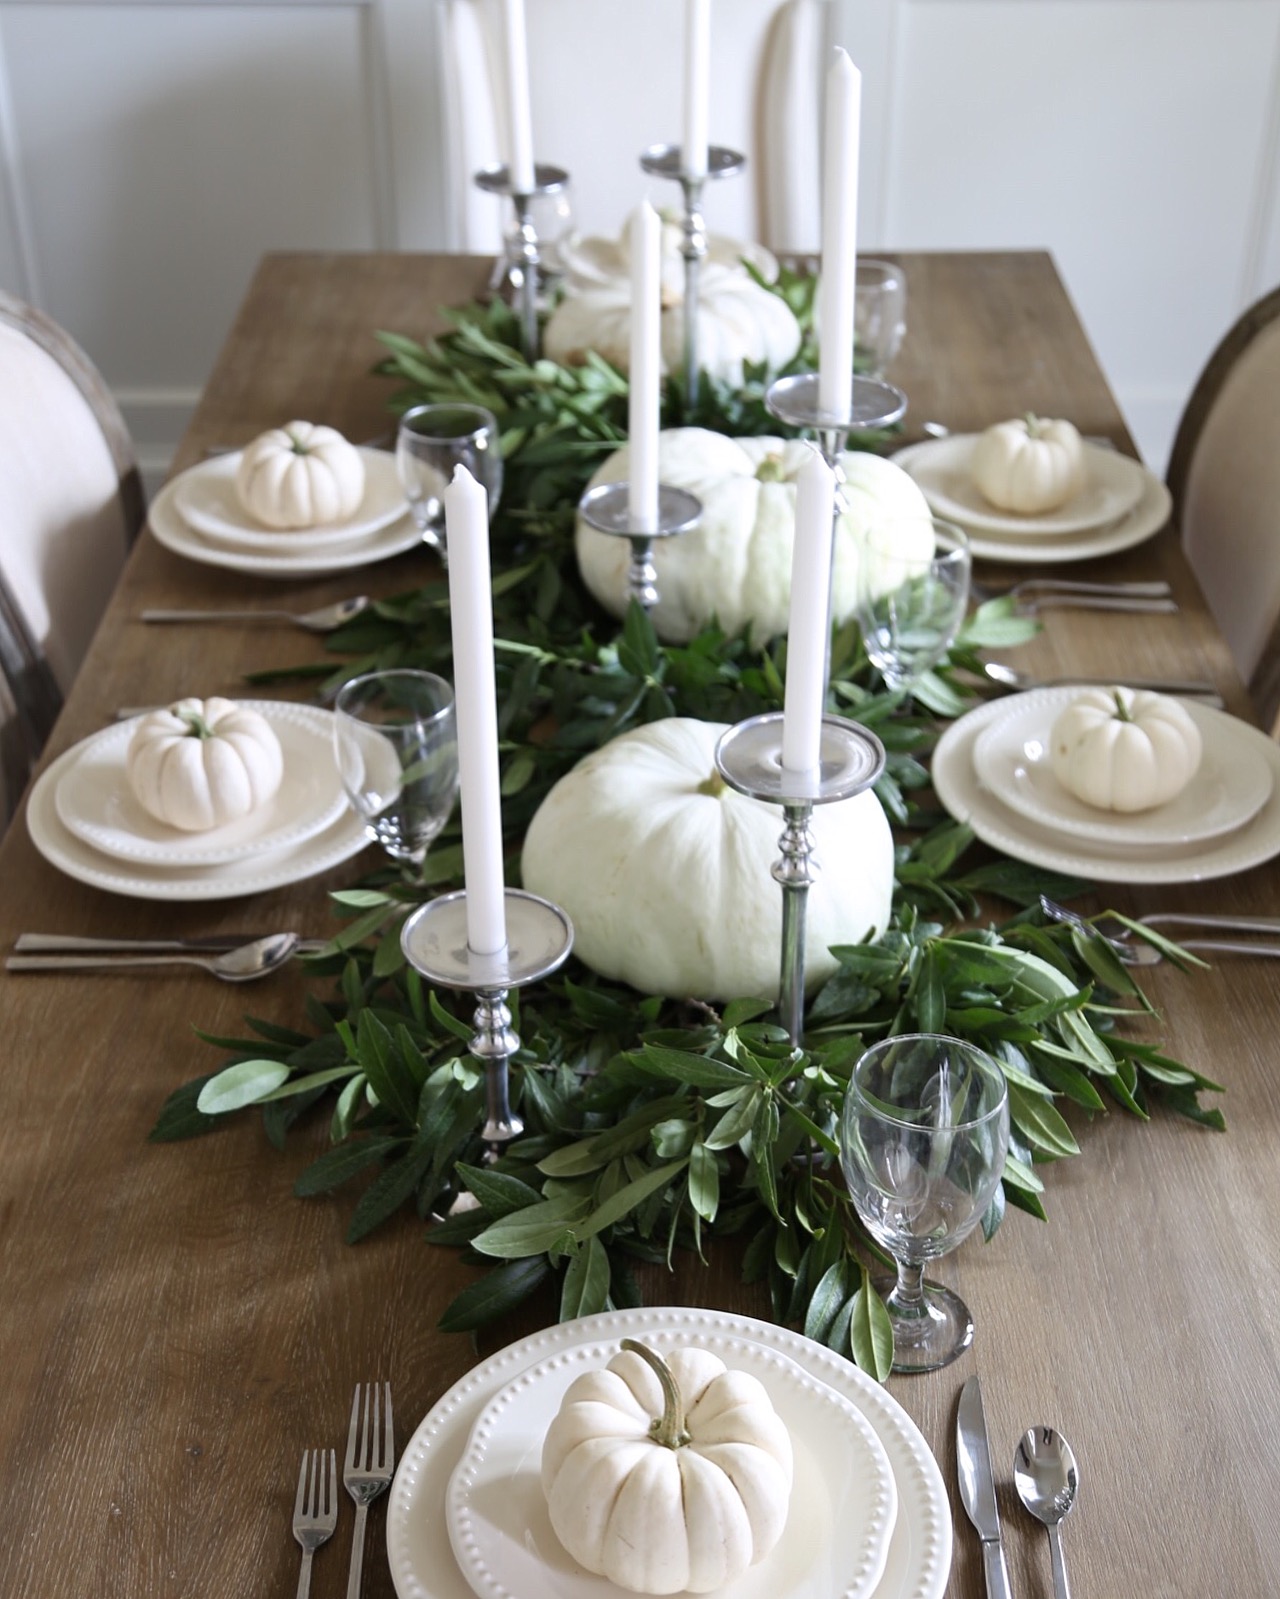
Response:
[[150, 274, 1223, 1379]]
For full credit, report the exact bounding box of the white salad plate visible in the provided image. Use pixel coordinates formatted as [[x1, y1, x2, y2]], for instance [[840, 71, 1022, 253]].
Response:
[[892, 442, 1172, 566], [28, 744, 368, 900], [892, 435, 1146, 536], [933, 693, 1280, 883], [53, 701, 349, 866], [172, 448, 408, 551], [971, 689, 1275, 850], [387, 1306, 951, 1599], [149, 474, 420, 580], [446, 1333, 897, 1599]]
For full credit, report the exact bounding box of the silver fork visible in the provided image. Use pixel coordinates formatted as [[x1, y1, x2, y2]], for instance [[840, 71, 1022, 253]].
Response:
[[971, 577, 1175, 611], [293, 1448, 338, 1599], [1040, 897, 1280, 964], [343, 1383, 395, 1599]]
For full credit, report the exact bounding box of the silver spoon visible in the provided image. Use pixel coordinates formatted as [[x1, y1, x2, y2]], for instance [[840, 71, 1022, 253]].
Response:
[[140, 596, 371, 633], [5, 932, 301, 982], [1014, 1427, 1079, 1599], [976, 660, 1223, 705]]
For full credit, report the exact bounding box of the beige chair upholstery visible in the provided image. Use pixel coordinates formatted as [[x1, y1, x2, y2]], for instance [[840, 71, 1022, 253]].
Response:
[[0, 291, 143, 822], [1167, 285, 1280, 735], [436, 0, 832, 256]]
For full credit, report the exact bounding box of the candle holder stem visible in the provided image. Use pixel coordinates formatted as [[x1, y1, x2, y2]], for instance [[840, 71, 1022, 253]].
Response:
[[578, 481, 702, 617], [474, 162, 571, 362], [773, 802, 817, 1049], [470, 989, 523, 1144]]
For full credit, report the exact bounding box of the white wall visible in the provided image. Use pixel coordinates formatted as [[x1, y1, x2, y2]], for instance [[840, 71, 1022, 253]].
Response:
[[0, 0, 1277, 484]]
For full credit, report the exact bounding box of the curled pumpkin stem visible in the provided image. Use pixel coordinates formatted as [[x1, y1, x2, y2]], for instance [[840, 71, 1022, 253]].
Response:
[[621, 1338, 691, 1450]]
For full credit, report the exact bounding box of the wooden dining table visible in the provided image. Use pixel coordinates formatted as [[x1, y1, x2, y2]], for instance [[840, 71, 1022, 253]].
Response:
[[1, 250, 1277, 1599]]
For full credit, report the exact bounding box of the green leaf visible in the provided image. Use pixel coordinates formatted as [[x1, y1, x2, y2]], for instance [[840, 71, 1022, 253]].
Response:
[[849, 1270, 894, 1380], [573, 1160, 689, 1241], [704, 1086, 762, 1151], [470, 1194, 593, 1258], [455, 1163, 544, 1218], [196, 1059, 291, 1115], [560, 1236, 612, 1319], [803, 1260, 851, 1343], [439, 1257, 551, 1333], [148, 1076, 219, 1142], [1007, 1082, 1080, 1158], [688, 1143, 720, 1222]]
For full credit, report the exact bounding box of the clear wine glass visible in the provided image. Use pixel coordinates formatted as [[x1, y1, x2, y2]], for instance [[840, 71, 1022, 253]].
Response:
[[333, 669, 459, 879], [854, 259, 908, 379], [855, 515, 971, 689], [395, 403, 503, 562], [840, 1033, 1010, 1372]]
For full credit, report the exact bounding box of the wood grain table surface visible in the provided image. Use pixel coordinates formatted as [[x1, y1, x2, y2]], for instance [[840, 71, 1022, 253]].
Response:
[[1, 251, 1276, 1599]]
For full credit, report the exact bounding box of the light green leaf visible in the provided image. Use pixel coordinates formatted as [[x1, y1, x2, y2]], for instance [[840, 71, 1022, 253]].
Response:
[[196, 1059, 291, 1115]]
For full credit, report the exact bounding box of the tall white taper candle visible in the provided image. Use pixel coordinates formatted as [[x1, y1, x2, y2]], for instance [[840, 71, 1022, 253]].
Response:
[[817, 48, 861, 417], [781, 451, 837, 774], [443, 465, 508, 955], [683, 0, 711, 179], [629, 201, 662, 533], [501, 0, 536, 193]]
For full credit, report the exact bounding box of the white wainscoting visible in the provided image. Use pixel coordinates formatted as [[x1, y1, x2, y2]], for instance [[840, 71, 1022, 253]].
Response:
[[0, 0, 1277, 487]]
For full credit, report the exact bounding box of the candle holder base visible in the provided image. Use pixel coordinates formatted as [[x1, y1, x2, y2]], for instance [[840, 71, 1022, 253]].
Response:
[[715, 712, 885, 1049], [474, 163, 571, 360], [765, 371, 908, 467], [579, 481, 702, 612], [400, 888, 574, 1144]]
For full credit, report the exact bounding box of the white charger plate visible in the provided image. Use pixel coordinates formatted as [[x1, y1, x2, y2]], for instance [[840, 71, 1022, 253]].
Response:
[[53, 701, 348, 866], [446, 1333, 897, 1599], [971, 689, 1274, 849], [386, 1307, 951, 1599], [933, 695, 1280, 883], [172, 448, 407, 551], [27, 742, 369, 899], [148, 475, 421, 580], [893, 435, 1146, 536], [892, 443, 1172, 566]]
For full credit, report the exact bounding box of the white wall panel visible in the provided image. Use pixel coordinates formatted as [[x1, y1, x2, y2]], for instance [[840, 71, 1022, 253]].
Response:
[[881, 0, 1280, 469]]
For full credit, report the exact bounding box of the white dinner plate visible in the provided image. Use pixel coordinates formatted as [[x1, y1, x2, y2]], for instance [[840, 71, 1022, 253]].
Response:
[[446, 1333, 897, 1599], [892, 435, 1147, 536], [386, 1306, 951, 1599], [933, 694, 1280, 883], [172, 448, 408, 551], [892, 443, 1172, 566], [53, 701, 349, 866], [27, 741, 369, 899], [148, 473, 421, 579], [971, 689, 1274, 849]]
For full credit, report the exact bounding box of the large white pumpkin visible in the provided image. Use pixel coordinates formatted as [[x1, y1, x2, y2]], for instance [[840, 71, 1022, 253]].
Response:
[[576, 427, 935, 644], [521, 718, 894, 1001], [544, 225, 801, 385], [541, 1339, 793, 1595]]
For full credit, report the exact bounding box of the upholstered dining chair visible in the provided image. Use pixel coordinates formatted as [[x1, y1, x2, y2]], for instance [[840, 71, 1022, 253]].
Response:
[[0, 290, 144, 823], [435, 0, 832, 256], [1166, 284, 1280, 738]]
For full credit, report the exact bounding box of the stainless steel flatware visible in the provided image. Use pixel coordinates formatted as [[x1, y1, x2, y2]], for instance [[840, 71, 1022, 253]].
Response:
[[957, 1375, 1013, 1599], [973, 577, 1173, 604], [6, 932, 301, 981], [343, 1382, 394, 1599], [976, 661, 1224, 705], [141, 596, 370, 633], [14, 931, 329, 956], [1040, 897, 1280, 963], [293, 1447, 339, 1599], [1014, 1426, 1079, 1599]]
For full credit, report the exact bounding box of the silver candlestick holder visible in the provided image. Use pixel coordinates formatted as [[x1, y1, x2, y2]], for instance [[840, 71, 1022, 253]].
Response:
[[765, 370, 908, 471], [400, 888, 574, 1145], [714, 712, 885, 1051], [475, 162, 571, 360], [639, 143, 745, 410], [578, 481, 702, 612]]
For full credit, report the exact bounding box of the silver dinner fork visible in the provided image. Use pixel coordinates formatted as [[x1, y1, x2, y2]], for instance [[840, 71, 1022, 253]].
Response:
[[293, 1448, 338, 1599], [971, 577, 1176, 614], [343, 1382, 395, 1599], [1040, 896, 1280, 964]]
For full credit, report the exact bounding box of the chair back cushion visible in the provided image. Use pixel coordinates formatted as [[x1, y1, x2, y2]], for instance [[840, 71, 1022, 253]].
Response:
[[0, 320, 131, 691]]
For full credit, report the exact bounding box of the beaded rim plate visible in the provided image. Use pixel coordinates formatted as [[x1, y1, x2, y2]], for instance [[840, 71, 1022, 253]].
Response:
[[446, 1333, 897, 1599], [385, 1306, 951, 1599]]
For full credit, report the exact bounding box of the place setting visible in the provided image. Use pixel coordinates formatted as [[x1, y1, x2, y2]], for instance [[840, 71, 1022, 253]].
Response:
[[892, 413, 1174, 564], [147, 419, 422, 578]]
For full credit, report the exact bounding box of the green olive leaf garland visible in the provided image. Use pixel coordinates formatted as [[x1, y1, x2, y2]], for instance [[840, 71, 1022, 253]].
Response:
[[149, 288, 1224, 1381]]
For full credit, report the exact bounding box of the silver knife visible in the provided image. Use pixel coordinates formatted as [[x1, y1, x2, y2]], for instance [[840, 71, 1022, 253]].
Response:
[[957, 1375, 1013, 1599]]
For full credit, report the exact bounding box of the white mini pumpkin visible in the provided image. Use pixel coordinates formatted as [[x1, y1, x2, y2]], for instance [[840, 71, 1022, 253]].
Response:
[[1049, 687, 1202, 812], [576, 427, 935, 644], [126, 697, 284, 831], [235, 421, 366, 529], [970, 415, 1085, 514], [541, 1339, 793, 1595], [544, 224, 801, 384], [520, 718, 894, 1000]]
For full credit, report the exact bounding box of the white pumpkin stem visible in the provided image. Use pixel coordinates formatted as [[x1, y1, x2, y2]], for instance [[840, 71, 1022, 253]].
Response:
[[696, 770, 726, 799], [1023, 412, 1044, 438], [1112, 690, 1133, 723], [755, 453, 788, 484], [620, 1338, 691, 1449], [174, 706, 215, 740]]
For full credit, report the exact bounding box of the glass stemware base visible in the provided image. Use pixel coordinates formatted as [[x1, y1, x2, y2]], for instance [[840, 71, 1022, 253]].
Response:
[[871, 1269, 976, 1373]]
